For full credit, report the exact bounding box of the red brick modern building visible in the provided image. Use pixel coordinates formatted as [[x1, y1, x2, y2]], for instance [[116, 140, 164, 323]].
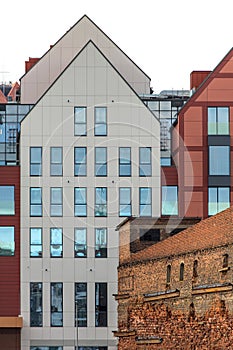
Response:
[[0, 166, 22, 349], [115, 207, 233, 349], [165, 48, 233, 219]]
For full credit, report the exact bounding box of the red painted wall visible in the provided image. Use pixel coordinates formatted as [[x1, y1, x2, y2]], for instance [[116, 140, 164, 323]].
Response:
[[0, 166, 20, 316]]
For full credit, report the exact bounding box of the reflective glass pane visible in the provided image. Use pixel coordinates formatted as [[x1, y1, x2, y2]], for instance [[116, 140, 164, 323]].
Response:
[[95, 147, 107, 176], [75, 283, 87, 327], [51, 148, 62, 176], [162, 186, 178, 215], [74, 228, 87, 257], [74, 107, 86, 136], [75, 148, 86, 176], [30, 282, 42, 327], [51, 283, 63, 326], [119, 188, 131, 217], [209, 146, 230, 175], [95, 228, 107, 258], [0, 226, 14, 256], [50, 228, 62, 257], [139, 188, 151, 216], [0, 185, 15, 215], [30, 228, 42, 257]]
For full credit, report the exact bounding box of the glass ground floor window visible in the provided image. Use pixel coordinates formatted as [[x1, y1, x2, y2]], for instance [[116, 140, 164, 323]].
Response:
[[77, 347, 107, 350], [30, 347, 62, 350]]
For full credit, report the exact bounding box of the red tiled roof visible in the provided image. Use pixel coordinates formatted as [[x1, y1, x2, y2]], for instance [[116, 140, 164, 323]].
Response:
[[0, 89, 7, 103], [7, 82, 20, 100], [129, 207, 233, 264]]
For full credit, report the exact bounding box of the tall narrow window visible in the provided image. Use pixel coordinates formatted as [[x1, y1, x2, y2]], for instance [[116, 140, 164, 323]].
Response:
[[209, 146, 230, 175], [95, 187, 107, 217], [95, 147, 107, 176], [162, 186, 178, 215], [0, 186, 15, 215], [95, 283, 107, 327], [50, 228, 63, 257], [95, 228, 107, 258], [223, 254, 229, 268], [50, 147, 63, 176], [30, 147, 42, 176], [95, 107, 107, 136], [74, 107, 86, 136], [119, 147, 131, 176], [166, 265, 171, 284], [208, 187, 230, 215], [139, 147, 152, 176], [208, 107, 229, 135], [74, 147, 87, 176], [30, 282, 42, 327], [74, 188, 87, 216], [30, 187, 42, 216], [0, 226, 15, 256], [50, 188, 63, 216], [193, 260, 198, 278], [74, 228, 87, 258], [179, 263, 184, 281], [51, 282, 63, 327], [75, 283, 87, 327], [139, 187, 152, 216], [119, 188, 131, 217], [30, 228, 42, 257]]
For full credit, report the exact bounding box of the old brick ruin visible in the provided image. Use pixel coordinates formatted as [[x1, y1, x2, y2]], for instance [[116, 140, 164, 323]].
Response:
[[114, 207, 233, 349]]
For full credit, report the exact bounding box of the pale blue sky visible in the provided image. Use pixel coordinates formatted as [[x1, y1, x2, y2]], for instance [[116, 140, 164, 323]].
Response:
[[2, 0, 233, 93]]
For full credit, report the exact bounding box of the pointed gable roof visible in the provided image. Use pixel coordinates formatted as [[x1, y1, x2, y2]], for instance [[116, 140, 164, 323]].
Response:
[[0, 89, 7, 103], [126, 206, 233, 265], [20, 15, 151, 104], [177, 47, 233, 116]]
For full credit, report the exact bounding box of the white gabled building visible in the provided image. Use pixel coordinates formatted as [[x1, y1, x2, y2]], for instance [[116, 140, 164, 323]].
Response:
[[20, 17, 160, 350]]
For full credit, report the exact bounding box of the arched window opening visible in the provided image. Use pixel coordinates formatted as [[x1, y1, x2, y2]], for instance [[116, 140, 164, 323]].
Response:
[[166, 265, 171, 284], [193, 260, 198, 278], [179, 263, 184, 281]]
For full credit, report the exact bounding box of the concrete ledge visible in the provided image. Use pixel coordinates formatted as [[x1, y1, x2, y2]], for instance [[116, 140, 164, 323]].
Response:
[[136, 337, 163, 344], [144, 289, 180, 301], [192, 283, 232, 295], [113, 293, 130, 300], [113, 330, 136, 337], [0, 316, 23, 328]]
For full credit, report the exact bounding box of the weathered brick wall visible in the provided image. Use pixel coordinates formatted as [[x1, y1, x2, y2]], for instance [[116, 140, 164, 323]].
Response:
[[116, 244, 233, 349]]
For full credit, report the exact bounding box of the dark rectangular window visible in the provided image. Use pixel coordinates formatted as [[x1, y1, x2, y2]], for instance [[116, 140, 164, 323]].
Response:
[[119, 187, 131, 217], [74, 228, 87, 258], [95, 147, 107, 176], [95, 187, 107, 217], [30, 282, 42, 327], [95, 107, 107, 136], [119, 147, 131, 176], [208, 187, 230, 215], [139, 147, 151, 176], [209, 146, 230, 175], [162, 186, 178, 215], [75, 283, 87, 327], [50, 188, 63, 216], [30, 228, 42, 257], [30, 187, 42, 216], [74, 147, 87, 176], [208, 107, 229, 135], [95, 283, 107, 327], [74, 107, 86, 136], [139, 187, 152, 216], [50, 147, 63, 176], [0, 226, 14, 256], [50, 228, 63, 257], [30, 147, 42, 176], [95, 228, 107, 258], [0, 185, 15, 215], [74, 188, 87, 216], [51, 282, 63, 327]]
